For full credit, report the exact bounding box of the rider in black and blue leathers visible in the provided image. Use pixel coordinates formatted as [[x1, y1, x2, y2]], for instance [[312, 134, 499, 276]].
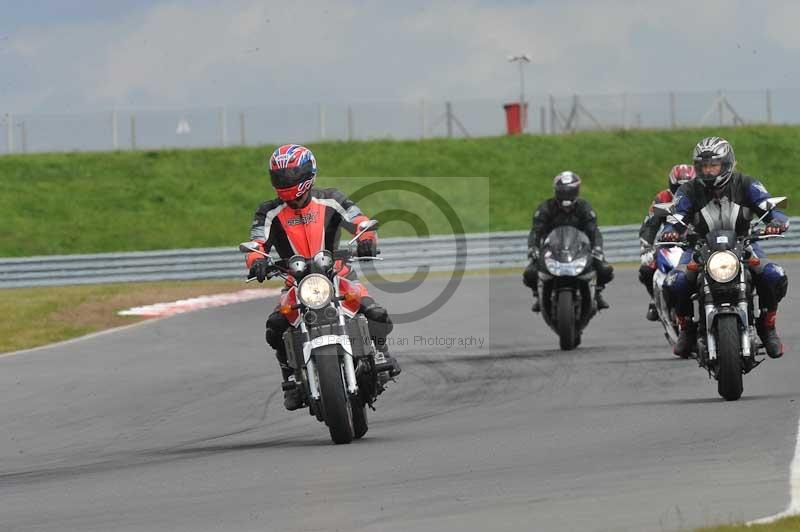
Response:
[[662, 137, 789, 359]]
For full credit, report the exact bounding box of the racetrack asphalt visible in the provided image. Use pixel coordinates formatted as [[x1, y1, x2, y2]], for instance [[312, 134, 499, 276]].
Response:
[[1, 263, 799, 532]]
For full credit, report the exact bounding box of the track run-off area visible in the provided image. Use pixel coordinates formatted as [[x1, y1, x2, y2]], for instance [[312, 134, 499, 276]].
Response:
[[1, 263, 799, 531]]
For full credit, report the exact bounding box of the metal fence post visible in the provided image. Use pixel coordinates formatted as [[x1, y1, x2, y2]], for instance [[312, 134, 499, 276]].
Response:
[[420, 99, 426, 140], [446, 101, 453, 138], [220, 106, 228, 147], [239, 112, 246, 146], [319, 104, 326, 140], [130, 115, 137, 150], [621, 93, 628, 130], [766, 89, 773, 125], [6, 113, 13, 154], [112, 110, 118, 150], [347, 106, 354, 141], [669, 92, 677, 129], [540, 106, 546, 134], [20, 121, 27, 153]]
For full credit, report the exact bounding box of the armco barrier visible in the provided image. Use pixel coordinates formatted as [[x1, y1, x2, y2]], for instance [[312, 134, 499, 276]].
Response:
[[1, 220, 798, 288]]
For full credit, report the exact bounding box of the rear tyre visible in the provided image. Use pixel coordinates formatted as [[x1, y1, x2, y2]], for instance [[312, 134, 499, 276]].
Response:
[[716, 315, 744, 401], [315, 346, 355, 444], [557, 290, 577, 351]]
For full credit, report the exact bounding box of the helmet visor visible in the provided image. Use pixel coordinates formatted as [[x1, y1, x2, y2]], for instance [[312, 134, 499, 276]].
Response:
[[269, 161, 315, 189]]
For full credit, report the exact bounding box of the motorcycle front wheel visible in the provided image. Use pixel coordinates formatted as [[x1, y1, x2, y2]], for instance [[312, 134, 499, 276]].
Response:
[[315, 345, 355, 444], [715, 315, 744, 401], [557, 290, 577, 351]]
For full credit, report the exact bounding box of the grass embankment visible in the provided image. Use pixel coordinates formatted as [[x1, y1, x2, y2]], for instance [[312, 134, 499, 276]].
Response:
[[2, 126, 800, 257], [695, 515, 800, 531], [0, 279, 282, 354]]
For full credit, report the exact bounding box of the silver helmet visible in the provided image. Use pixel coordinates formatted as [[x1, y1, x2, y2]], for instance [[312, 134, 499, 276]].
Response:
[[692, 136, 736, 189]]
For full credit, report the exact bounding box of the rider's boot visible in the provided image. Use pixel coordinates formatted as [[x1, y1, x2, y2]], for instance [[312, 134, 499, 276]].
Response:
[[531, 291, 541, 313], [646, 301, 659, 322], [595, 287, 610, 310], [673, 315, 696, 358], [375, 347, 401, 378], [757, 309, 784, 359], [280, 364, 304, 411]]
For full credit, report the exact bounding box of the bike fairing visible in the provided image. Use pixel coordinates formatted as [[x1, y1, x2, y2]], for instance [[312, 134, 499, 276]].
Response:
[[523, 197, 614, 296]]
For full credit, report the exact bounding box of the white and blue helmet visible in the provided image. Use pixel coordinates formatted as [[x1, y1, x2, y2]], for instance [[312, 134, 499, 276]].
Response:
[[693, 136, 736, 189]]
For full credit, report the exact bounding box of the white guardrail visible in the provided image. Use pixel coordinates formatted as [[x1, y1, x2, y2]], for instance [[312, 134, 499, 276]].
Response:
[[1, 220, 799, 288]]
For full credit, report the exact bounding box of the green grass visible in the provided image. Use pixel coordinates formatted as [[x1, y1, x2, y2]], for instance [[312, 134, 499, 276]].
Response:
[[694, 515, 800, 531], [0, 278, 280, 353], [2, 126, 800, 257]]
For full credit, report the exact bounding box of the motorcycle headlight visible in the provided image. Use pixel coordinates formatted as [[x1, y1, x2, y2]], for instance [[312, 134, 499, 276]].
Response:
[[544, 255, 588, 276], [297, 274, 334, 309], [706, 251, 739, 283], [572, 255, 588, 274]]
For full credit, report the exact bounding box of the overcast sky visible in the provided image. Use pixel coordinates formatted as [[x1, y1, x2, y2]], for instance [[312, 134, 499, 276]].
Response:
[[2, 0, 800, 114]]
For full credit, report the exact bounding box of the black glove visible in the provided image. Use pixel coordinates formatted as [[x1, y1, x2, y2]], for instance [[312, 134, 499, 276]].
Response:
[[591, 246, 605, 261], [249, 258, 272, 283], [357, 238, 377, 258], [527, 247, 539, 261]]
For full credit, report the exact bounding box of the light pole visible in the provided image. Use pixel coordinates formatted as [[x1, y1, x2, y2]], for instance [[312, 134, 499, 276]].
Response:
[[508, 54, 531, 132]]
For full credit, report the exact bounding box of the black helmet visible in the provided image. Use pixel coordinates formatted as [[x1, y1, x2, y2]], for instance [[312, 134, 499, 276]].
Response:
[[692, 136, 735, 189], [553, 171, 581, 209]]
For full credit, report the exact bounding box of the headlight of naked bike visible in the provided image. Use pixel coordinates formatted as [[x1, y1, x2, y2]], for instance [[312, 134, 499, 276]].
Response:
[[706, 251, 740, 283], [297, 274, 334, 309]]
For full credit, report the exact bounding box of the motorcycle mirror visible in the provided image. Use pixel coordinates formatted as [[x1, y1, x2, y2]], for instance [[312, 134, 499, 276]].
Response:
[[239, 242, 270, 258], [239, 242, 259, 253], [348, 219, 379, 246], [766, 196, 788, 210], [651, 202, 674, 218]]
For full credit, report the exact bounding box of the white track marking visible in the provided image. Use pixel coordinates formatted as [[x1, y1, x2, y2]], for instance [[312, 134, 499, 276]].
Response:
[[117, 288, 282, 317], [748, 413, 800, 525]]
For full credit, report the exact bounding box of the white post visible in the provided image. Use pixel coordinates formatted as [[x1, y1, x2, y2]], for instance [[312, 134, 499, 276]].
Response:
[[112, 110, 118, 150], [6, 113, 13, 154], [221, 106, 228, 147], [518, 60, 526, 132], [319, 104, 326, 139]]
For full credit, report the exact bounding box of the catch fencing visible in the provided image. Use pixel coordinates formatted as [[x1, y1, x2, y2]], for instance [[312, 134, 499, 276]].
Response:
[[2, 88, 798, 155], [2, 221, 799, 289]]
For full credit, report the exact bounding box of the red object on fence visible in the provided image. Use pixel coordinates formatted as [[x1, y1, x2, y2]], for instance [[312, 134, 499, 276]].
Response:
[[503, 102, 528, 135]]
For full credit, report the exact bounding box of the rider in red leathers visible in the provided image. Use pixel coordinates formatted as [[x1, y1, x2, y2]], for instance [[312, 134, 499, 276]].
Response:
[[245, 144, 400, 410]]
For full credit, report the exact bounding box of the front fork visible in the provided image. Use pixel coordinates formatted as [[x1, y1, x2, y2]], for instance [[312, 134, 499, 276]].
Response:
[[702, 269, 750, 361], [300, 318, 359, 401]]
